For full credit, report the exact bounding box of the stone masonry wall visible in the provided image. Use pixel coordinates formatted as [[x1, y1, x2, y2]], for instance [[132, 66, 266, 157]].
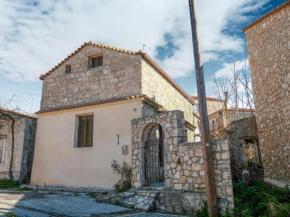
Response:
[[141, 59, 193, 124], [244, 5, 290, 186], [41, 45, 142, 109], [131, 111, 234, 212], [169, 140, 234, 210]]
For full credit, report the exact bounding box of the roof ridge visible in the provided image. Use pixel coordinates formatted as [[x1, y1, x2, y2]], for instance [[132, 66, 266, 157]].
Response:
[[243, 1, 290, 32]]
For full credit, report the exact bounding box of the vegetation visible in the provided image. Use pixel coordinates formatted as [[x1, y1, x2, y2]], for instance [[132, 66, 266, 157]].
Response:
[[0, 178, 19, 189], [0, 178, 32, 191], [111, 160, 132, 193], [197, 181, 290, 217]]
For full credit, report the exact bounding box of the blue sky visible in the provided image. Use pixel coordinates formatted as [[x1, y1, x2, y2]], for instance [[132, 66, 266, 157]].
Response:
[[0, 0, 287, 113]]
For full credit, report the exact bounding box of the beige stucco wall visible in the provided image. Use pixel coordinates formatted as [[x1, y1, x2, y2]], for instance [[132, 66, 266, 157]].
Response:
[[244, 5, 290, 186], [41, 45, 142, 110], [141, 59, 193, 124], [31, 99, 143, 189]]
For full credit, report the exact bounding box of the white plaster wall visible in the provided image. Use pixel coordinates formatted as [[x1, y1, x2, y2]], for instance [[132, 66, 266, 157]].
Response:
[[31, 99, 143, 189]]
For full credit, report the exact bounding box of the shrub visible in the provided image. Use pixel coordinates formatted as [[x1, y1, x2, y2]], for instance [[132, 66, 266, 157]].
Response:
[[111, 160, 132, 193], [0, 178, 19, 189], [223, 181, 290, 217]]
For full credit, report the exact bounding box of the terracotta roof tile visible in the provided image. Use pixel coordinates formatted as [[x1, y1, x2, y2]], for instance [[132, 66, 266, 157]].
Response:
[[36, 94, 164, 114], [243, 1, 290, 32]]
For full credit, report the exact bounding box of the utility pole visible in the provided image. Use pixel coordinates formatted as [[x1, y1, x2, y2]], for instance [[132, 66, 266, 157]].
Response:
[[188, 1, 218, 216]]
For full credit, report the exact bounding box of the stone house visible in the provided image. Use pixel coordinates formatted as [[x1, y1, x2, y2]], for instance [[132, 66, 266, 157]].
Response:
[[31, 42, 197, 189], [0, 108, 37, 183], [208, 108, 255, 132], [30, 42, 235, 214], [243, 1, 290, 187]]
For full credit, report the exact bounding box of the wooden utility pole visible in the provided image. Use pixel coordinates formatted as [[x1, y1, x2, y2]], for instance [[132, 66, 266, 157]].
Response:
[[188, 0, 218, 216]]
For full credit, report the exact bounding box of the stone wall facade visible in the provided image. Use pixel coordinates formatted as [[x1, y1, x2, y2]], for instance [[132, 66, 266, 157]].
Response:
[[244, 4, 290, 186], [141, 59, 193, 124], [41, 45, 142, 110], [131, 110, 234, 213], [40, 44, 194, 127], [0, 117, 37, 182]]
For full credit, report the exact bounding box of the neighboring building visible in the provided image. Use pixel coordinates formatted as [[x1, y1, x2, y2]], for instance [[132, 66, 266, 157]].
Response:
[[0, 108, 37, 183], [192, 96, 224, 115], [208, 108, 255, 132], [243, 1, 290, 187], [31, 42, 196, 189], [193, 112, 201, 142]]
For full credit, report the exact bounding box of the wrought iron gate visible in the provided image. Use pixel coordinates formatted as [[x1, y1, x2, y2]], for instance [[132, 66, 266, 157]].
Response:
[[144, 125, 164, 186]]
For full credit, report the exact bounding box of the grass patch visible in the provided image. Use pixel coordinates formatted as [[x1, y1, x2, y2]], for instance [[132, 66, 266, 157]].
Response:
[[101, 191, 108, 195], [0, 178, 19, 189], [0, 212, 18, 217], [197, 181, 290, 217], [0, 178, 33, 191]]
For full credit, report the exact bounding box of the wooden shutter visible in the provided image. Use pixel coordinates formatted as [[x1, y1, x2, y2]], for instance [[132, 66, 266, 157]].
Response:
[[77, 115, 93, 147], [86, 116, 93, 147]]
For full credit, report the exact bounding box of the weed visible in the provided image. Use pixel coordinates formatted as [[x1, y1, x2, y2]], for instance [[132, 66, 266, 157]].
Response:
[[0, 178, 19, 189]]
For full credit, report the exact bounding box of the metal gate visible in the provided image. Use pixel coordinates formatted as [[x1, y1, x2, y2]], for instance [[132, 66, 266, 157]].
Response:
[[144, 125, 164, 187]]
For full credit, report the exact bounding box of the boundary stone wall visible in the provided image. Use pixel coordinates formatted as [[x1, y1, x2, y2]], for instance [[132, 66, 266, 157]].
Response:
[[131, 110, 234, 213]]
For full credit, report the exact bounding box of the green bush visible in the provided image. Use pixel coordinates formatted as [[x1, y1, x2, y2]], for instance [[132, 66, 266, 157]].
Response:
[[197, 181, 290, 217], [223, 181, 290, 217], [0, 178, 19, 189], [111, 160, 132, 193]]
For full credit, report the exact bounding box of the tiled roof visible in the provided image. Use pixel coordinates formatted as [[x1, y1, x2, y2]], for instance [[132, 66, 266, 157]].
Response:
[[36, 94, 164, 114], [243, 1, 290, 32], [191, 96, 224, 102], [39, 41, 194, 104], [0, 107, 37, 119]]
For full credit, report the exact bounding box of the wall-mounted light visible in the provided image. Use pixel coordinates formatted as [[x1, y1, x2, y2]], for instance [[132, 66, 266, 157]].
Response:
[[116, 134, 120, 145]]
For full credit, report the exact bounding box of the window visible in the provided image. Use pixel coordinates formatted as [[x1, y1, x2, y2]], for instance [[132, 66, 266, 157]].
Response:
[[77, 115, 94, 147], [65, 65, 71, 74], [0, 138, 6, 164], [88, 55, 103, 68]]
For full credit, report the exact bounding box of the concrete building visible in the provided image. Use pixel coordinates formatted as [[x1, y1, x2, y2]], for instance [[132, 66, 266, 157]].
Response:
[[243, 1, 290, 187], [0, 108, 37, 183]]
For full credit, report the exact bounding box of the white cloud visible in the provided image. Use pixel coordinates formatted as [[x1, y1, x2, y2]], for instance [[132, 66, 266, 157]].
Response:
[[215, 59, 250, 78], [0, 0, 269, 82]]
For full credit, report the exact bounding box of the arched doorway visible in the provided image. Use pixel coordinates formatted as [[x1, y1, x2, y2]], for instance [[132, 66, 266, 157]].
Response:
[[144, 124, 164, 187]]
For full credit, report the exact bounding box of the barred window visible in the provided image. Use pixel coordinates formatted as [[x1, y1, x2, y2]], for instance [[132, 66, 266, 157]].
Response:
[[77, 115, 93, 147]]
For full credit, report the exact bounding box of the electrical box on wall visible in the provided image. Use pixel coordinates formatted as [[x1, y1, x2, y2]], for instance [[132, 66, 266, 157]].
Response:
[[122, 145, 128, 155]]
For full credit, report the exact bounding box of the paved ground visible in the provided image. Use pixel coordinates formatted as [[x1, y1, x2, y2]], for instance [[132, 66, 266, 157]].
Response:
[[0, 190, 186, 217]]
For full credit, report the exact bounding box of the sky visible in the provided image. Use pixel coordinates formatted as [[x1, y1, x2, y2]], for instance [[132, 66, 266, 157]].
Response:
[[0, 0, 287, 113]]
